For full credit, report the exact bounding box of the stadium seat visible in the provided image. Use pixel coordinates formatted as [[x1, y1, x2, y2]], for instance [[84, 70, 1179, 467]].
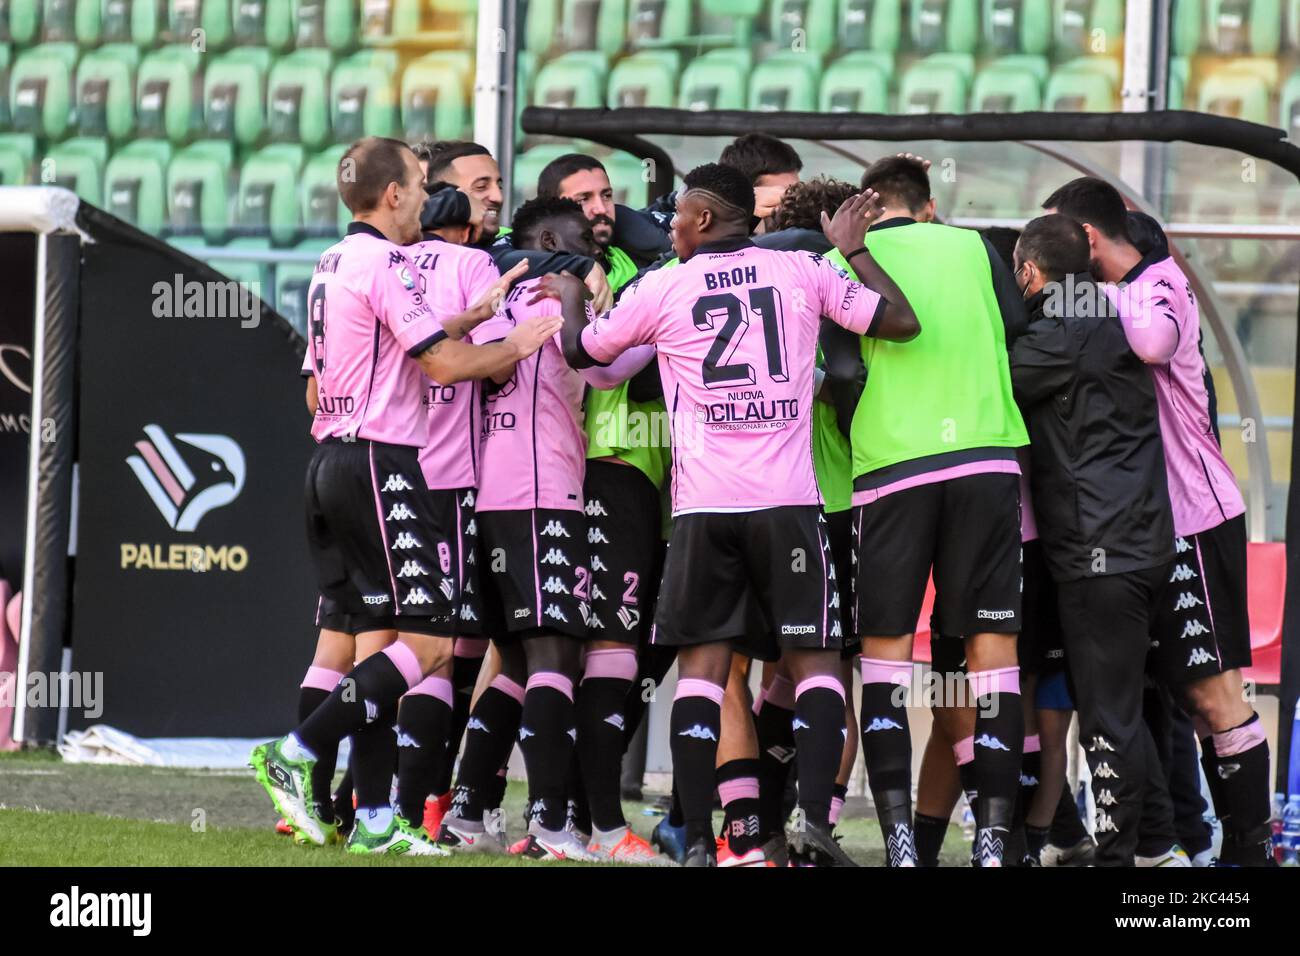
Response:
[[909, 0, 979, 53], [1188, 179, 1262, 273], [10, 43, 80, 139], [515, 48, 537, 138], [0, 43, 10, 129], [359, 0, 420, 43], [238, 143, 306, 244], [46, 136, 109, 205], [627, 0, 690, 47], [100, 0, 167, 45], [1053, 0, 1124, 56], [203, 47, 272, 144], [104, 139, 173, 232], [275, 239, 334, 336], [4, 1, 42, 44], [331, 50, 399, 141], [0, 132, 37, 185], [401, 51, 472, 142], [40, 0, 93, 43], [1043, 58, 1119, 110], [1168, 54, 1189, 108], [982, 0, 1052, 54], [1242, 541, 1284, 686], [168, 139, 236, 242], [293, 0, 357, 50], [608, 50, 680, 107], [748, 50, 822, 111], [1196, 65, 1272, 123], [556, 0, 629, 56], [301, 144, 348, 237], [820, 51, 891, 112], [532, 50, 609, 108], [603, 148, 651, 206], [679, 46, 752, 110], [1206, 0, 1281, 55], [1281, 70, 1300, 138], [525, 0, 560, 54], [233, 0, 294, 49], [1171, 0, 1202, 55], [700, 0, 762, 44], [166, 0, 235, 50], [898, 53, 974, 112], [513, 143, 573, 200], [838, 0, 903, 52], [137, 45, 202, 143], [218, 237, 275, 302], [75, 43, 139, 139], [769, 0, 837, 56], [970, 55, 1046, 110], [267, 48, 332, 149]]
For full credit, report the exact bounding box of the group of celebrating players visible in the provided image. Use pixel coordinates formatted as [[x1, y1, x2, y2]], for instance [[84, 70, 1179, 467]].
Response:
[[249, 127, 1276, 867]]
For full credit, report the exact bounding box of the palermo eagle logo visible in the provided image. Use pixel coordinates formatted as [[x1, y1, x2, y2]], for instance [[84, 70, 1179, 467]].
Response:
[[126, 424, 246, 532]]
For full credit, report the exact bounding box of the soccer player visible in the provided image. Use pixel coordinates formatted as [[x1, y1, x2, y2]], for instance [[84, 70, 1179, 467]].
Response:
[[416, 140, 504, 248], [1045, 178, 1274, 867], [832, 155, 1029, 867], [1009, 213, 1183, 866], [538, 162, 919, 866], [249, 137, 560, 853]]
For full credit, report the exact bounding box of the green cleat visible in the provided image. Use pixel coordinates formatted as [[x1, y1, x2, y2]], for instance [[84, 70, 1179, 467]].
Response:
[[346, 816, 451, 857], [248, 738, 328, 846]]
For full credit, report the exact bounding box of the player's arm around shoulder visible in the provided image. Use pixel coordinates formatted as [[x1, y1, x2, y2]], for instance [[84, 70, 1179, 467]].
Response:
[[819, 191, 918, 342]]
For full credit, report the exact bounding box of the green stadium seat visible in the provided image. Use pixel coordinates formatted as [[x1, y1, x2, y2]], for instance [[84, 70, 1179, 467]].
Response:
[[0, 44, 10, 128], [1168, 54, 1189, 108], [168, 139, 236, 242], [293, 0, 357, 50], [627, 0, 690, 47], [10, 43, 80, 139], [1053, 0, 1124, 56], [748, 51, 822, 111], [983, 0, 1052, 54], [268, 48, 332, 149], [1290, 0, 1300, 50], [1189, 182, 1261, 274], [770, 0, 837, 56], [301, 144, 347, 237], [1281, 70, 1300, 138], [910, 0, 979, 53], [100, 0, 168, 47], [401, 51, 472, 143], [898, 53, 973, 111], [137, 45, 202, 143], [603, 148, 651, 206], [217, 237, 274, 302], [204, 47, 272, 144], [820, 51, 890, 112], [1043, 59, 1118, 110], [359, 0, 419, 43], [105, 139, 173, 232], [1206, 0, 1280, 55], [40, 0, 94, 43], [167, 0, 234, 50], [971, 56, 1046, 110], [838, 0, 902, 51], [46, 136, 109, 205], [233, 0, 294, 49], [4, 0, 42, 44], [679, 46, 751, 110], [532, 50, 609, 108], [332, 49, 399, 141], [75, 43, 139, 139], [525, 0, 559, 54], [276, 239, 334, 335], [608, 50, 680, 107], [238, 143, 305, 244], [0, 132, 37, 185], [1171, 0, 1202, 55], [513, 143, 573, 200], [1196, 65, 1272, 123], [515, 48, 537, 138], [548, 0, 627, 56]]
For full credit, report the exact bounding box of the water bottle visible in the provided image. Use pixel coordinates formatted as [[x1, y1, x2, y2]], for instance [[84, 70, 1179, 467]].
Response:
[[1282, 699, 1300, 866], [1272, 793, 1286, 864]]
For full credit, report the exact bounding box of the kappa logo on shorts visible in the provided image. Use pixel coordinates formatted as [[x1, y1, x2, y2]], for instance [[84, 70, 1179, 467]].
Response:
[[616, 606, 640, 631], [1188, 647, 1215, 667], [362, 593, 390, 605], [126, 425, 247, 532], [677, 724, 718, 741], [588, 612, 605, 630], [403, 588, 432, 606], [1096, 788, 1118, 806], [1093, 762, 1119, 779], [1173, 591, 1204, 611], [387, 502, 417, 522], [1169, 563, 1197, 583], [440, 577, 455, 601], [829, 620, 842, 638], [392, 532, 421, 550], [588, 528, 610, 545], [585, 499, 608, 517], [544, 604, 568, 623], [542, 576, 570, 595], [1020, 772, 1040, 787], [396, 560, 427, 578], [459, 604, 478, 621], [1180, 619, 1210, 639], [1095, 810, 1119, 833], [1087, 735, 1115, 752], [462, 490, 476, 508], [976, 609, 1015, 621], [829, 591, 840, 609], [863, 717, 904, 733], [540, 549, 570, 566], [780, 624, 816, 636], [466, 549, 476, 564], [591, 583, 607, 601], [466, 518, 477, 535], [514, 608, 531, 619], [540, 521, 570, 538], [591, 555, 609, 572], [382, 474, 414, 492], [1176, 537, 1191, 553], [974, 734, 1010, 751]]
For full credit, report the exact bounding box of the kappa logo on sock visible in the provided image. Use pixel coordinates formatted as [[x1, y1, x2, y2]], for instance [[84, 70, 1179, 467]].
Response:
[[386, 502, 417, 522], [1217, 762, 1241, 780], [566, 728, 577, 741], [542, 576, 570, 595], [382, 474, 414, 492], [1093, 762, 1119, 779], [540, 549, 570, 566], [1095, 810, 1119, 833], [1187, 647, 1215, 667], [591, 555, 609, 572], [396, 560, 428, 578], [540, 520, 570, 538], [1169, 563, 1197, 583], [1173, 591, 1204, 611], [518, 727, 535, 740], [677, 724, 718, 741], [1087, 735, 1115, 752], [391, 532, 421, 550], [974, 733, 1011, 751], [1181, 619, 1210, 639], [1096, 788, 1117, 806], [604, 713, 625, 730], [766, 744, 796, 764], [396, 731, 419, 749], [588, 527, 610, 545], [403, 587, 433, 606], [466, 717, 489, 733], [616, 605, 640, 631], [792, 717, 810, 730], [863, 717, 904, 733]]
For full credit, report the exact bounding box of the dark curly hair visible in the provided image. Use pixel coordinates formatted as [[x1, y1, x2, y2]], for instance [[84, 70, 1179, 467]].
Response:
[[770, 175, 859, 232], [681, 162, 755, 219], [510, 195, 586, 248]]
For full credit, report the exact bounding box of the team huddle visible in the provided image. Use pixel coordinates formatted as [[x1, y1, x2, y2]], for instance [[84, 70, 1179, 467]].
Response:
[[249, 130, 1276, 867]]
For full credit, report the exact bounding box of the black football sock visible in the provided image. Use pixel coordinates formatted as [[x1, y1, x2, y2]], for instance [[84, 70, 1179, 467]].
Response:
[[395, 681, 453, 827], [754, 676, 797, 840], [830, 782, 849, 830], [296, 649, 414, 759], [566, 756, 592, 834], [435, 648, 486, 796], [298, 671, 341, 817], [1212, 715, 1274, 865], [914, 812, 950, 867], [667, 778, 685, 828], [859, 659, 916, 865], [969, 668, 1024, 866], [792, 678, 846, 830], [352, 716, 397, 812], [717, 758, 762, 856], [576, 667, 635, 832], [516, 674, 576, 832], [669, 680, 723, 848], [449, 676, 523, 822]]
